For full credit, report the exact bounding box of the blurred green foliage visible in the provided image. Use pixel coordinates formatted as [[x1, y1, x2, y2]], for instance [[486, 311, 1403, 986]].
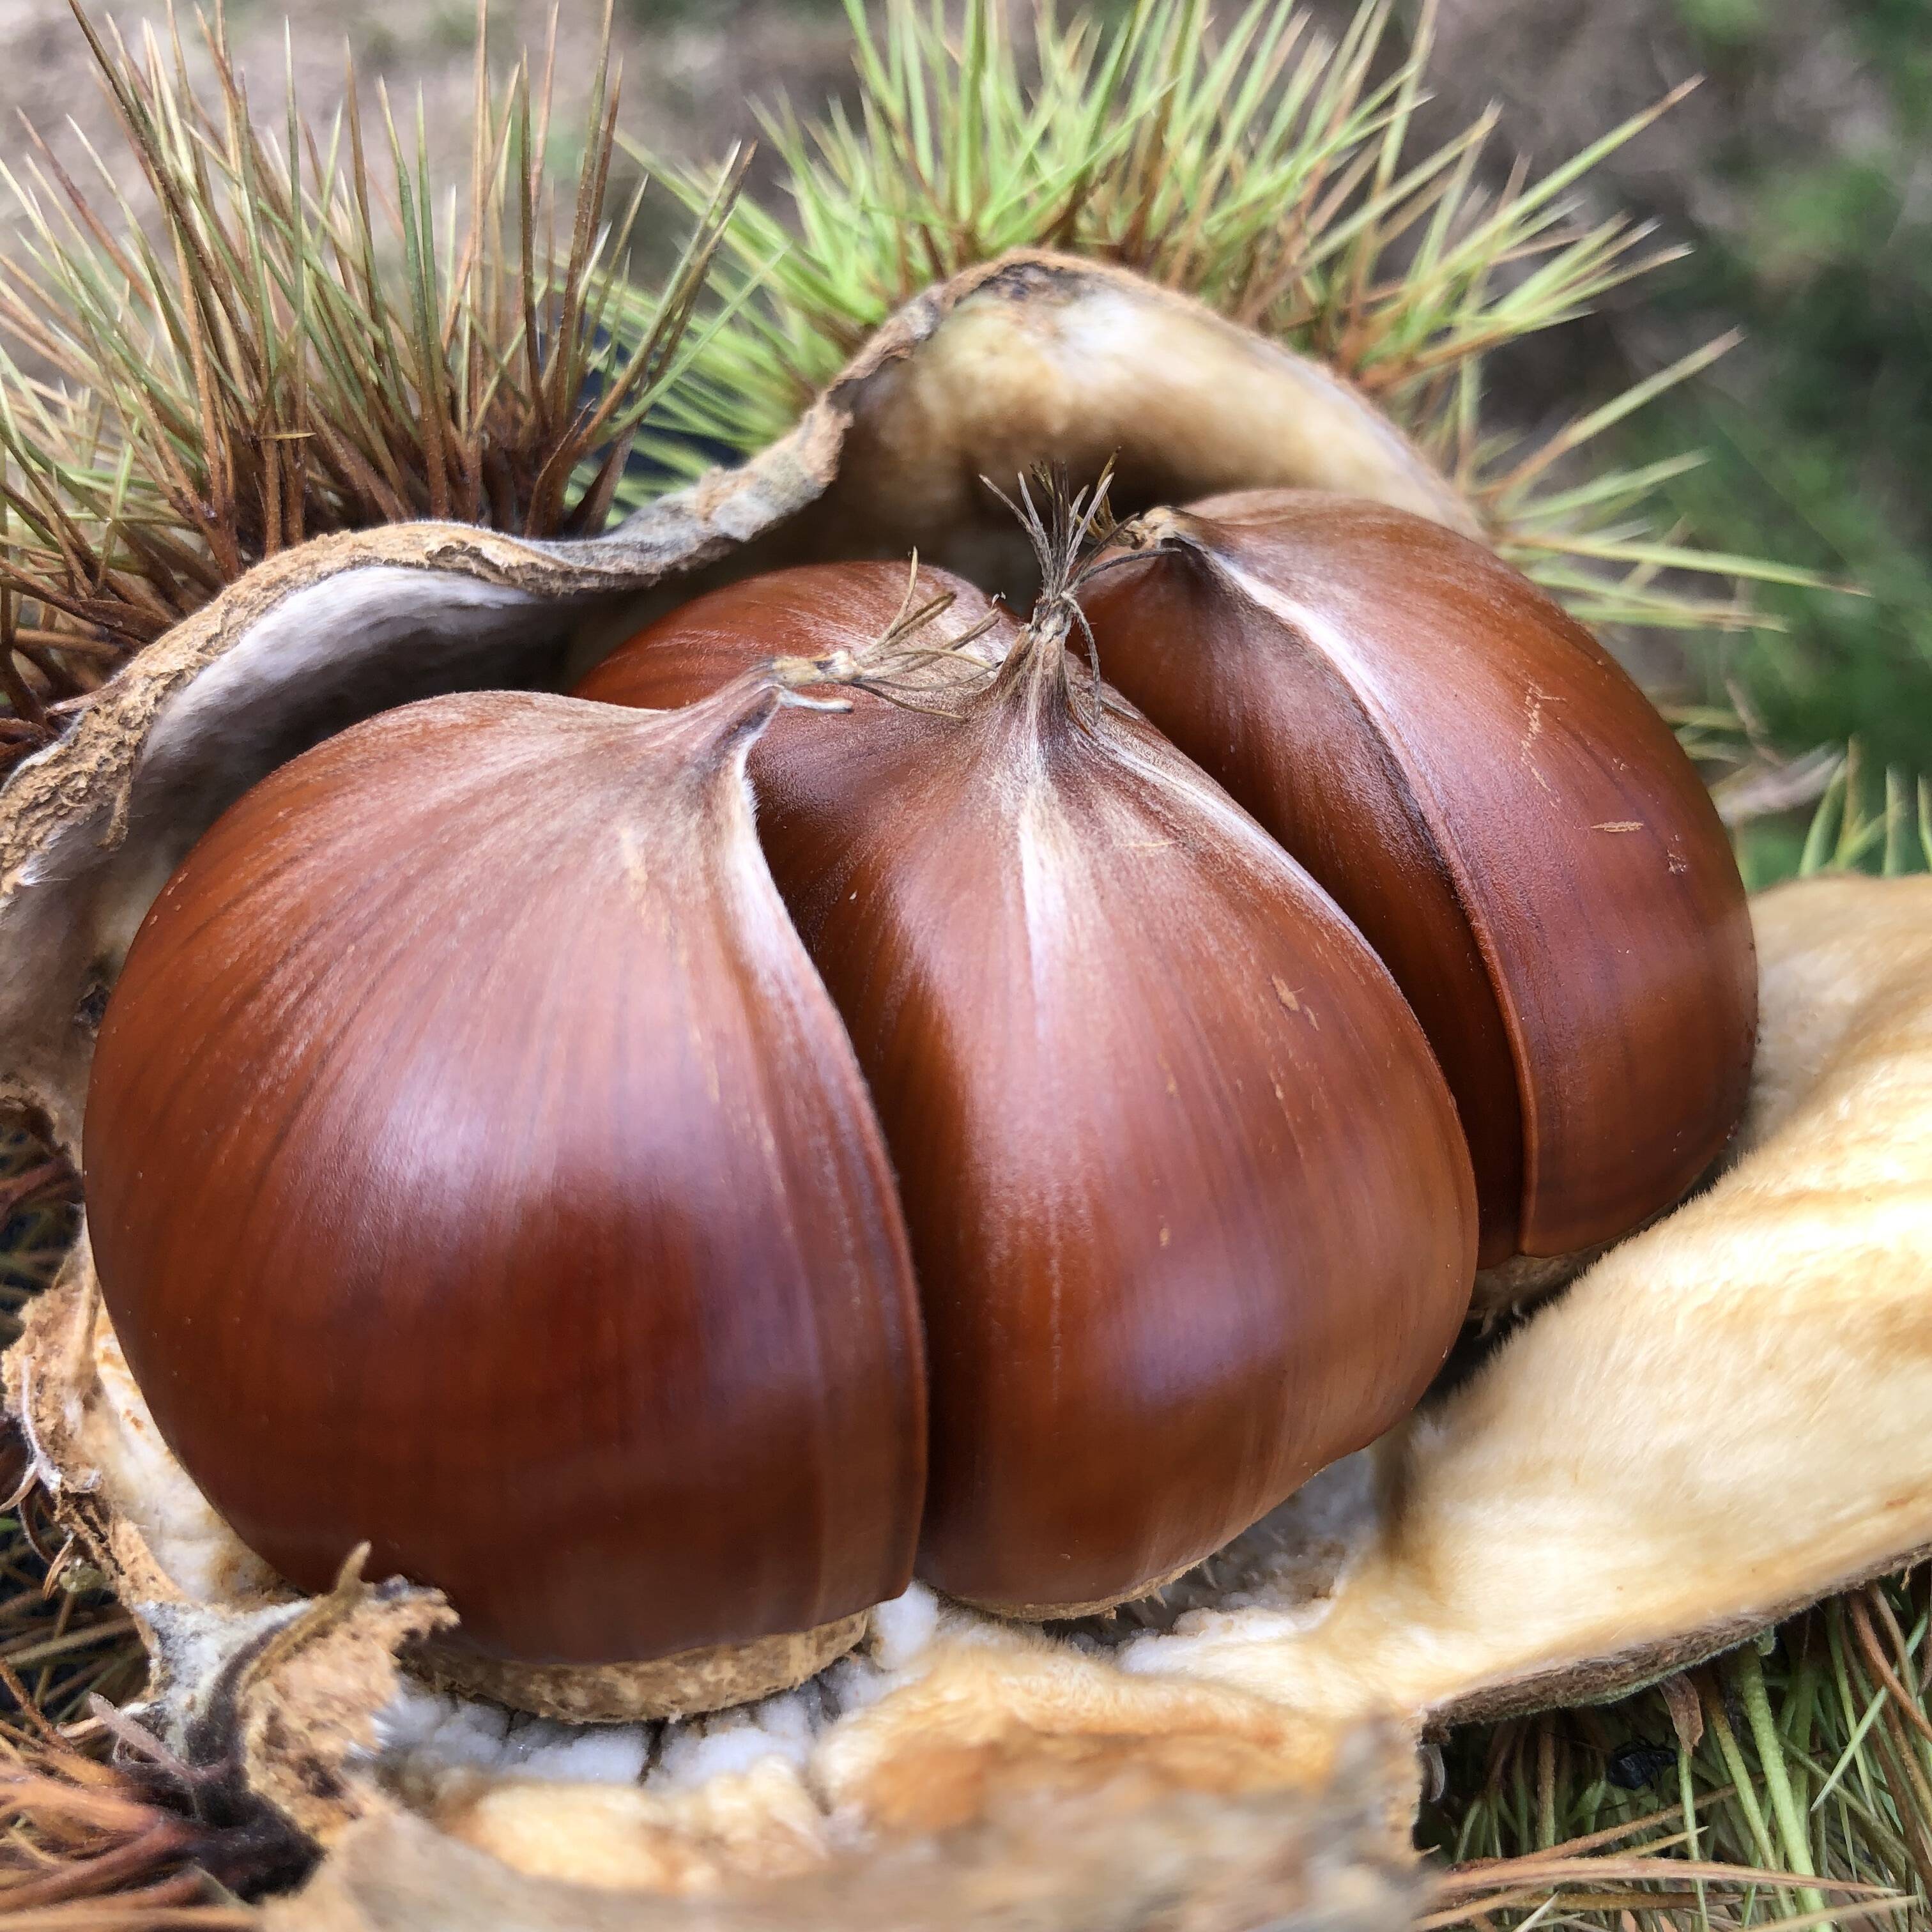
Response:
[[1648, 0, 1932, 787], [619, 0, 847, 19]]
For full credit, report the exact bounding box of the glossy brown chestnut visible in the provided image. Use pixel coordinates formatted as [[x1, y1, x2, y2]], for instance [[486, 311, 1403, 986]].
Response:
[[1078, 491, 1758, 1264], [83, 673, 926, 1666], [578, 562, 1478, 1614]]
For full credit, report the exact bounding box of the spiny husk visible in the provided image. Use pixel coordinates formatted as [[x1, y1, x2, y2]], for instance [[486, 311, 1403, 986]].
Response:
[[0, 5, 1920, 1920], [0, 237, 1916, 1885], [0, 55, 1923, 1929], [636, 0, 1839, 647], [0, 0, 742, 764]]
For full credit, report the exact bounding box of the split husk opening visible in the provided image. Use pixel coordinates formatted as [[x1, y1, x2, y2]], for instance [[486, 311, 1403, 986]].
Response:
[[0, 245, 1926, 1926]]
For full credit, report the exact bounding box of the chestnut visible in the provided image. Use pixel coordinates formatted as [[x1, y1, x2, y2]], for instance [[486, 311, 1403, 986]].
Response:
[[82, 671, 926, 1693], [1079, 490, 1758, 1263]]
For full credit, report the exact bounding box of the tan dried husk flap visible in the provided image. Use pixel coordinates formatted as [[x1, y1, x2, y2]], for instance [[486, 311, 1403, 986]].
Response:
[[3, 256, 1930, 1915]]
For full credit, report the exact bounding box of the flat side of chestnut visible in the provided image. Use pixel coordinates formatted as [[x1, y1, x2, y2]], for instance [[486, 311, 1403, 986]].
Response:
[[1082, 491, 1757, 1258], [580, 570, 1478, 1614], [83, 684, 926, 1671]]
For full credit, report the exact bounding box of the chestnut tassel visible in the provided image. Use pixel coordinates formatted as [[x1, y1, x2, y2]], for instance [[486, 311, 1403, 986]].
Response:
[[83, 669, 926, 1676], [578, 518, 1477, 1615], [1078, 490, 1758, 1264]]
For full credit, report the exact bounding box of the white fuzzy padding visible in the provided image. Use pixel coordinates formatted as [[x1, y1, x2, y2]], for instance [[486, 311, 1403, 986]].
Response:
[[369, 1586, 956, 1794]]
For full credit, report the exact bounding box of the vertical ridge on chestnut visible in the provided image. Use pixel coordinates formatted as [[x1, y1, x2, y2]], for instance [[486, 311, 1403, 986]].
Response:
[[83, 671, 927, 1667], [1078, 489, 1758, 1262], [578, 560, 1478, 1614]]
